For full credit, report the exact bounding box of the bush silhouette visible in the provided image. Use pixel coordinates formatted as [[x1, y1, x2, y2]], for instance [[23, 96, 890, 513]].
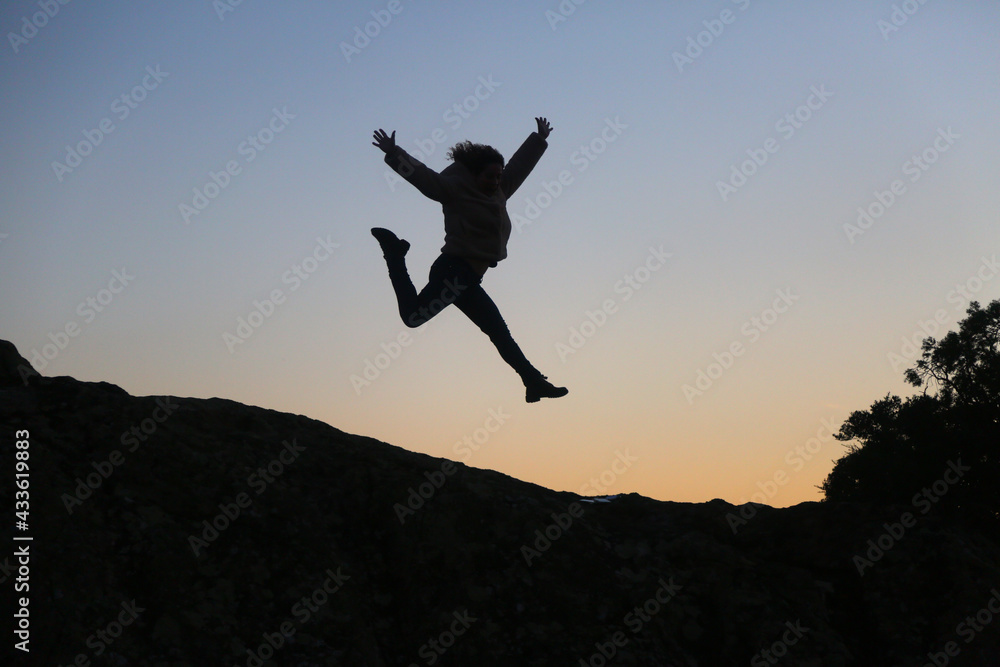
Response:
[[822, 300, 1000, 526]]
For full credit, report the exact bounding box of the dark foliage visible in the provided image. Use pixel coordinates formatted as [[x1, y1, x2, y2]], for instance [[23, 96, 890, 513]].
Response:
[[822, 300, 1000, 526]]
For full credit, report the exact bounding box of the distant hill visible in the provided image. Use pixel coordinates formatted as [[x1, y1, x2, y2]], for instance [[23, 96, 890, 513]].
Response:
[[2, 339, 999, 666]]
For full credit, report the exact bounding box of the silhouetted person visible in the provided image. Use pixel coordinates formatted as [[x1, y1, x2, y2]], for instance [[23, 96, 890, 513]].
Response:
[[371, 117, 568, 403]]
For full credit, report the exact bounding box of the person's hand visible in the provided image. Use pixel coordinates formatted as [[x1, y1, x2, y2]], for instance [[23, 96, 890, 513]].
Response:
[[535, 117, 552, 139], [372, 128, 396, 154]]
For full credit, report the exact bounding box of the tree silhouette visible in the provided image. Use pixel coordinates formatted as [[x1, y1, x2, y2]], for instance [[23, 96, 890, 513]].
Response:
[[822, 300, 1000, 526]]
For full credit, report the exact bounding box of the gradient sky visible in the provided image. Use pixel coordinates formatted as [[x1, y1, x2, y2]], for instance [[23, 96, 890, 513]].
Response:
[[2, 1, 998, 508]]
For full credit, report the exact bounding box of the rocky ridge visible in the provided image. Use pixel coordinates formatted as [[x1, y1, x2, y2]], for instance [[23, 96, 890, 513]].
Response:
[[1, 339, 998, 666]]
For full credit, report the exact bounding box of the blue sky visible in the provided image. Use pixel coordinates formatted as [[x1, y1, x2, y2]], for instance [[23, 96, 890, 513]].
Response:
[[2, 0, 998, 506]]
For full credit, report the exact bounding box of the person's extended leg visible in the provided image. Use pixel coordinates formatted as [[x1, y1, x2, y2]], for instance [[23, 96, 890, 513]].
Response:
[[453, 272, 568, 403], [372, 229, 566, 401], [372, 228, 465, 328]]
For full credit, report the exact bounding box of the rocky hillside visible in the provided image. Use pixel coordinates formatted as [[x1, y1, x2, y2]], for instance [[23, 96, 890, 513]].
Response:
[[2, 339, 999, 666]]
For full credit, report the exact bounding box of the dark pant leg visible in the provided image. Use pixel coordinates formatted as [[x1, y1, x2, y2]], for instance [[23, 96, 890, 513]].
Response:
[[383, 254, 465, 328], [451, 270, 541, 382], [383, 253, 540, 380]]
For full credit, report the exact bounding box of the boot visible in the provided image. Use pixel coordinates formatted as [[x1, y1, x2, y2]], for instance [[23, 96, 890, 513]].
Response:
[[524, 374, 568, 403], [371, 227, 410, 257]]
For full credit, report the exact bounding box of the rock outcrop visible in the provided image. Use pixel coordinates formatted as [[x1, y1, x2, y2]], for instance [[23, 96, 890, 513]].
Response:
[[1, 340, 998, 666]]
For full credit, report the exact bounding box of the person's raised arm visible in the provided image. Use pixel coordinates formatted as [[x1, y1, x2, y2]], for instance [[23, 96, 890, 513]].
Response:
[[500, 117, 551, 198], [373, 128, 450, 202]]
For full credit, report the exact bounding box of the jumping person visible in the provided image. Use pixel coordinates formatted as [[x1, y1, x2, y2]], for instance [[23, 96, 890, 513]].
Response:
[[370, 117, 568, 403]]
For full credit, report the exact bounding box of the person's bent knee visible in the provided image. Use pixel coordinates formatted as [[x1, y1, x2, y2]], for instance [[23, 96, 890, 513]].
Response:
[[403, 313, 425, 328]]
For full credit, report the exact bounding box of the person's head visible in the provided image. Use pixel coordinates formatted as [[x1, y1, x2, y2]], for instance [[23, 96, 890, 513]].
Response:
[[447, 141, 504, 194]]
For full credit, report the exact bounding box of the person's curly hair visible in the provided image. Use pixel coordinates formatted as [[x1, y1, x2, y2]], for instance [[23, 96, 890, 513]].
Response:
[[447, 141, 504, 175]]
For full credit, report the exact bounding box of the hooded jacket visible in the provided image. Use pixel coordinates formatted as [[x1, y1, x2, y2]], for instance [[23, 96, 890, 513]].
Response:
[[384, 132, 548, 269]]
